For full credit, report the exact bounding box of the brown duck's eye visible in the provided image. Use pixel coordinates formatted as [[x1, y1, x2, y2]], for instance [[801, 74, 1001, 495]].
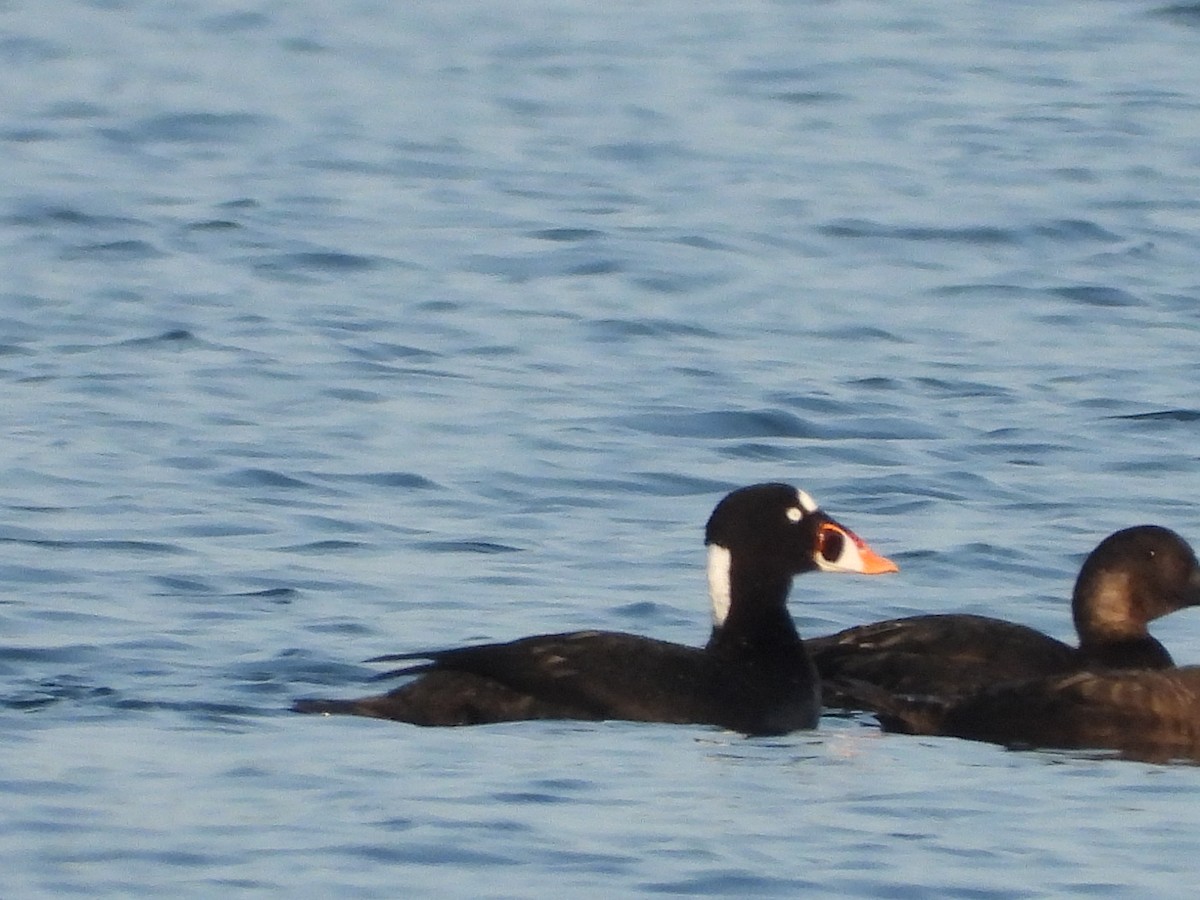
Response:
[[818, 527, 845, 563]]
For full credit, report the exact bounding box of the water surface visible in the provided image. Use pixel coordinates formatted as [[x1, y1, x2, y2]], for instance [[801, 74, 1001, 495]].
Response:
[[4, 1, 1200, 896]]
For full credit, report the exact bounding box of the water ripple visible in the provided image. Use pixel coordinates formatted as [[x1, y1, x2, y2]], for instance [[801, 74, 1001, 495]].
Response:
[[586, 318, 719, 341], [0, 537, 189, 555], [820, 217, 1122, 246], [1155, 4, 1200, 27], [221, 468, 321, 491], [60, 240, 163, 261], [619, 408, 938, 440], [1107, 408, 1200, 422], [252, 251, 382, 278], [412, 540, 523, 554], [528, 227, 605, 242], [276, 540, 369, 554], [117, 112, 272, 143], [821, 219, 1017, 245], [1051, 285, 1142, 307], [316, 471, 441, 490]]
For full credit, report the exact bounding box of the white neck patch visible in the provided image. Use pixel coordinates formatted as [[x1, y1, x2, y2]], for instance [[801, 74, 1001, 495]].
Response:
[[707, 544, 733, 627]]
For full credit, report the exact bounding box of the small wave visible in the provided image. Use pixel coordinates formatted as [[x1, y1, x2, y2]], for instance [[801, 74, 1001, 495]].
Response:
[[0, 644, 104, 665], [60, 240, 164, 261], [1107, 409, 1200, 422], [227, 587, 299, 601], [628, 472, 729, 497], [116, 329, 196, 348], [150, 575, 213, 593], [1028, 219, 1121, 242], [631, 271, 731, 294], [253, 251, 380, 276], [621, 408, 818, 439], [914, 376, 1015, 400], [718, 442, 796, 462], [185, 218, 241, 232], [108, 697, 263, 721], [815, 325, 906, 343], [2, 677, 116, 712], [1154, 3, 1200, 27], [121, 111, 272, 144], [221, 468, 317, 490], [315, 471, 440, 492], [527, 228, 604, 242], [413, 540, 523, 554], [346, 343, 443, 363], [465, 251, 623, 281], [6, 205, 139, 229], [1051, 285, 1141, 307], [586, 318, 719, 341], [820, 218, 1017, 245], [589, 140, 687, 164], [0, 537, 188, 555], [773, 90, 846, 105], [331, 841, 511, 867], [847, 376, 902, 391], [821, 217, 1121, 246], [620, 408, 937, 440], [277, 540, 368, 554], [321, 388, 384, 402]]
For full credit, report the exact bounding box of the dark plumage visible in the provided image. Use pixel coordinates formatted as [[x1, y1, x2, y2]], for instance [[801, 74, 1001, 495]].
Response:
[[294, 483, 897, 735], [810, 525, 1200, 710], [873, 666, 1200, 763]]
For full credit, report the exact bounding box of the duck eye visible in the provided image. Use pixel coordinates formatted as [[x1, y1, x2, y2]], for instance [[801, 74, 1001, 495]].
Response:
[[818, 527, 845, 563]]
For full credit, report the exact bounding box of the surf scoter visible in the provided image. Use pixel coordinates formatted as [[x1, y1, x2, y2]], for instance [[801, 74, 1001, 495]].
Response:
[[293, 483, 897, 735], [809, 525, 1200, 710], [871, 665, 1200, 763]]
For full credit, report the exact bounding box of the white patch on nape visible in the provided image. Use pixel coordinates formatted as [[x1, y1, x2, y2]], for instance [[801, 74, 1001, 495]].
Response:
[[707, 544, 733, 627], [796, 489, 819, 514]]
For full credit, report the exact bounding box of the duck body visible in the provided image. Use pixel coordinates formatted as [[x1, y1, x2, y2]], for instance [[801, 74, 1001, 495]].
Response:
[[293, 482, 897, 736], [811, 525, 1198, 711], [808, 613, 1079, 705], [875, 666, 1200, 762], [297, 628, 820, 734]]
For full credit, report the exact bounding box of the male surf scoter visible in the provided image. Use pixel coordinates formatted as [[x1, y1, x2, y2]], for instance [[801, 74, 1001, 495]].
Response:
[[293, 483, 897, 735], [809, 525, 1200, 710]]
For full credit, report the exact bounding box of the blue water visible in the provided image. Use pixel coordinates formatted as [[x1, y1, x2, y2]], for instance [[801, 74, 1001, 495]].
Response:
[[5, 1, 1200, 895]]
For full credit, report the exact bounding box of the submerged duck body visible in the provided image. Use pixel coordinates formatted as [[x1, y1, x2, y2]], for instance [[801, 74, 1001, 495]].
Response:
[[294, 482, 897, 735], [810, 525, 1200, 710]]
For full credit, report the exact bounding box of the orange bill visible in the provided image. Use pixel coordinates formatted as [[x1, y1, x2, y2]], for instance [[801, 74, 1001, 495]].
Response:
[[818, 521, 899, 574]]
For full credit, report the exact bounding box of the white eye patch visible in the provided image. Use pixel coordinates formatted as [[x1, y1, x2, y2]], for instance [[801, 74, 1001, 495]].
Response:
[[814, 530, 866, 573], [786, 507, 803, 523]]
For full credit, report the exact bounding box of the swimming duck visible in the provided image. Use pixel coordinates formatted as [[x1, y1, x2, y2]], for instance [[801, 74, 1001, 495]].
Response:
[[872, 665, 1200, 763], [809, 525, 1200, 710], [293, 483, 897, 735]]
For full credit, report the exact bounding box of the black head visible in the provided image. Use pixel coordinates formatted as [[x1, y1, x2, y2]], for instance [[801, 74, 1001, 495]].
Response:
[[704, 483, 897, 628], [1072, 524, 1200, 641]]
